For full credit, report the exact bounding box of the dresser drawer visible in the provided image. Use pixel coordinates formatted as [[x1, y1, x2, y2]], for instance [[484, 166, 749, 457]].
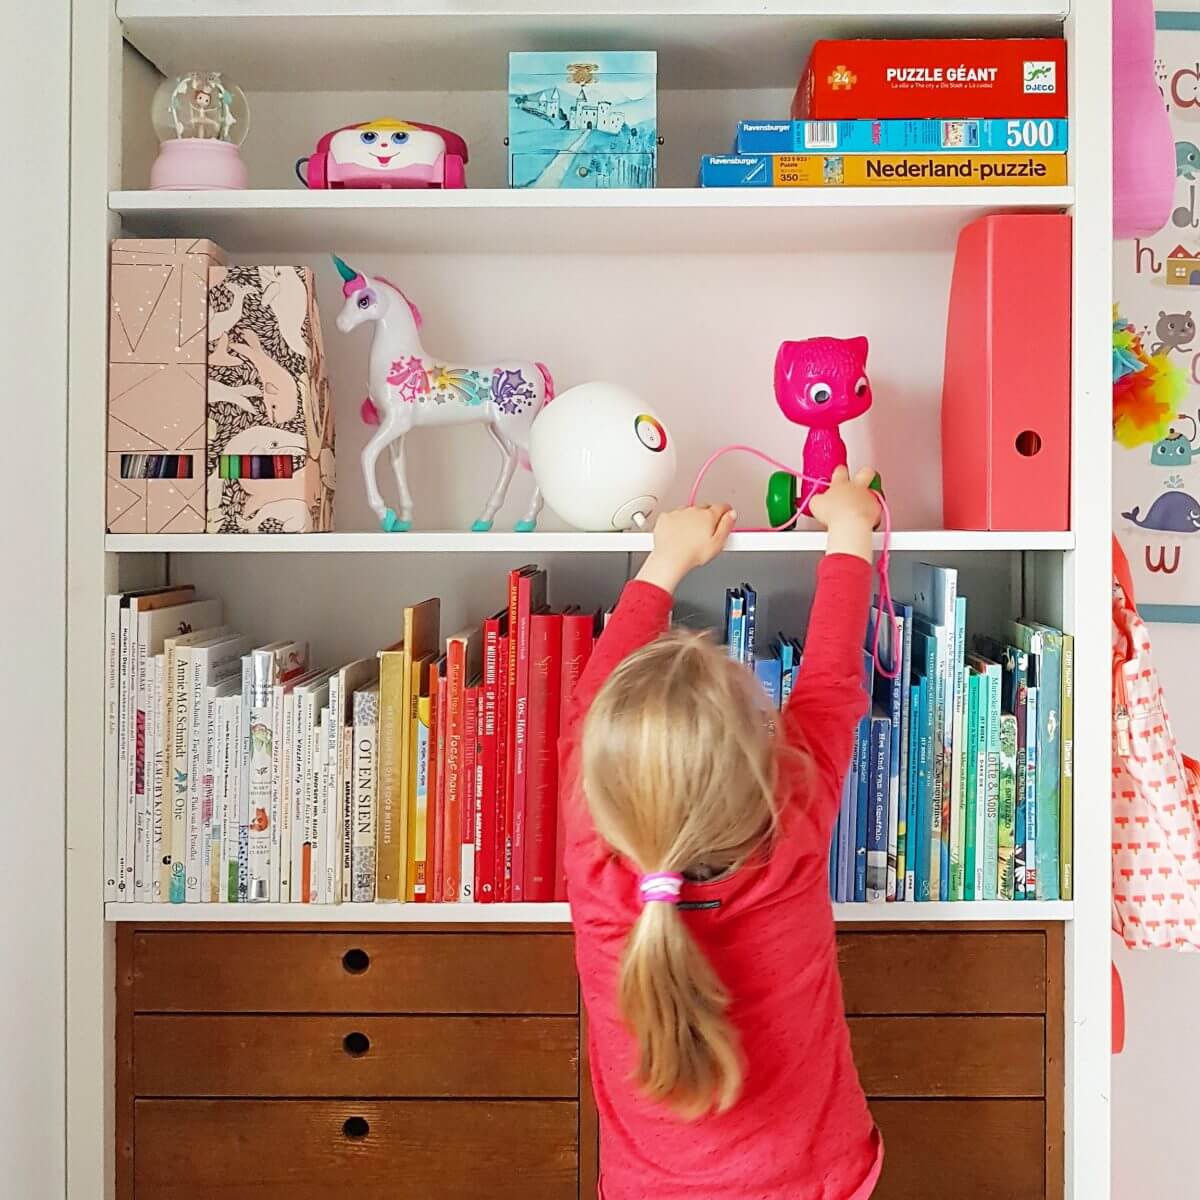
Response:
[[133, 1015, 580, 1098], [132, 1099, 579, 1200], [872, 1099, 1045, 1199], [131, 931, 578, 1014], [850, 1016, 1044, 1097], [837, 931, 1047, 1014]]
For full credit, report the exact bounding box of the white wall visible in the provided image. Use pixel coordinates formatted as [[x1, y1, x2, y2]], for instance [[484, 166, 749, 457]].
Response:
[[0, 2, 69, 1198]]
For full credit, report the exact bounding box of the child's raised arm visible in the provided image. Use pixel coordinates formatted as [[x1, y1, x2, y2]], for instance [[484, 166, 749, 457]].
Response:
[[781, 468, 879, 836], [560, 504, 736, 741]]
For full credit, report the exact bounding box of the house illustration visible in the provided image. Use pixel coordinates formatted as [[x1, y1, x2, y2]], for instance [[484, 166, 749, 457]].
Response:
[[517, 87, 561, 122], [568, 88, 625, 134], [1167, 245, 1200, 287]]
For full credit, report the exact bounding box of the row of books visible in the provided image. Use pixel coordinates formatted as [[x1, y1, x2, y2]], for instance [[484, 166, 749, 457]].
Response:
[[105, 567, 595, 904], [725, 564, 1074, 903], [700, 37, 1069, 188]]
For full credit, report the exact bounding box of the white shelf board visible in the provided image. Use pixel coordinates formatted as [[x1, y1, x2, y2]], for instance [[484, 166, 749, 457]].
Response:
[[118, 2, 1070, 92], [110, 188, 1075, 255], [106, 530, 1074, 554], [106, 900, 1072, 923]]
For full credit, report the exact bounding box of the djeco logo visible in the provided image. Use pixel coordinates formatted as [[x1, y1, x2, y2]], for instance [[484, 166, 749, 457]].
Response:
[[1023, 61, 1057, 93]]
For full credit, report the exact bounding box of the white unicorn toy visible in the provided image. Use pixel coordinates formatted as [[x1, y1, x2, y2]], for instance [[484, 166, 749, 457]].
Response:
[[332, 256, 554, 532]]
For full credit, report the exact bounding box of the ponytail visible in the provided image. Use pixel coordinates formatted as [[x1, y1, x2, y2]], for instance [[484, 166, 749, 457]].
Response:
[[619, 896, 743, 1118], [581, 632, 781, 1121]]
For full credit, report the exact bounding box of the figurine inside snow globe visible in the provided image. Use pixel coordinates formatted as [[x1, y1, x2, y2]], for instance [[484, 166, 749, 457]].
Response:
[[150, 71, 249, 190]]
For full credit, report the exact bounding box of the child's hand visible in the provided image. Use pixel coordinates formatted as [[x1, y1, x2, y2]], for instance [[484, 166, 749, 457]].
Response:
[[809, 466, 880, 562], [636, 504, 736, 593]]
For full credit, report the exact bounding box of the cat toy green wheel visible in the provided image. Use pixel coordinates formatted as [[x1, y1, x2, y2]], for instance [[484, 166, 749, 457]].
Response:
[[765, 471, 797, 528], [764, 469, 885, 529]]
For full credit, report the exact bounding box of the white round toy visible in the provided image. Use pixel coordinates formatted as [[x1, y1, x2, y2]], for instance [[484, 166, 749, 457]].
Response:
[[529, 382, 677, 532]]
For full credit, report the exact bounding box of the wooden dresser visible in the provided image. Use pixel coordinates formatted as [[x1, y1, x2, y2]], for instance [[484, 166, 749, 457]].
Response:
[[117, 922, 1061, 1199]]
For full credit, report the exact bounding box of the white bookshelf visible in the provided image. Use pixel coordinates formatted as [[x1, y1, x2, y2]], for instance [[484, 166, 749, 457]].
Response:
[[111, 187, 1075, 253], [107, 900, 1074, 924], [68, 2, 1112, 1197]]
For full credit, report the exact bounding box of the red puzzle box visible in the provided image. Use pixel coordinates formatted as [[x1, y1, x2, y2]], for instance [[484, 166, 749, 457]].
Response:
[[792, 38, 1068, 120]]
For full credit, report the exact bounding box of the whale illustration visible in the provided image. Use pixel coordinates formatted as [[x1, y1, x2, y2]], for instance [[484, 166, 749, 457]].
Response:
[[1122, 489, 1200, 532]]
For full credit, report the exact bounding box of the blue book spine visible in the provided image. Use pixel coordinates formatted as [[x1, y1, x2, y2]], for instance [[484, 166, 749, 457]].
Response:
[[754, 655, 782, 711], [1025, 686, 1039, 899], [915, 679, 931, 901], [776, 636, 795, 707], [736, 118, 1070, 156], [838, 744, 855, 902], [896, 604, 914, 901], [983, 664, 1002, 901], [854, 717, 871, 903], [904, 681, 920, 901], [741, 584, 757, 664], [867, 716, 890, 902], [727, 595, 745, 662]]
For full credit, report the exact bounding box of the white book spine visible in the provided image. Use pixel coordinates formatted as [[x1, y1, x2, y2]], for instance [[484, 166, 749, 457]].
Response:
[[135, 659, 157, 902], [300, 694, 316, 902], [199, 688, 221, 902], [278, 691, 295, 904], [104, 595, 122, 902], [341, 724, 354, 903], [149, 656, 167, 901], [325, 677, 342, 905], [269, 682, 286, 903], [246, 651, 277, 903], [290, 693, 306, 903], [117, 606, 133, 901], [352, 690, 378, 903], [133, 618, 154, 903], [168, 647, 191, 904], [237, 656, 253, 901], [310, 709, 327, 903], [226, 696, 244, 902], [212, 695, 229, 902], [185, 656, 207, 902]]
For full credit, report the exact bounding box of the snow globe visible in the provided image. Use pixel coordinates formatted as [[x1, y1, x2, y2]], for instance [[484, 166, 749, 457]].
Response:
[[150, 71, 249, 190]]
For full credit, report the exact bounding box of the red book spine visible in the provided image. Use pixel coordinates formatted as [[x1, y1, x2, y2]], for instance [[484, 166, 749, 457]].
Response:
[[432, 666, 448, 903], [478, 615, 504, 902], [461, 684, 479, 901], [525, 613, 563, 902], [556, 613, 596, 901], [423, 659, 441, 904], [496, 633, 511, 901], [511, 573, 545, 902], [443, 639, 466, 902], [504, 571, 523, 904]]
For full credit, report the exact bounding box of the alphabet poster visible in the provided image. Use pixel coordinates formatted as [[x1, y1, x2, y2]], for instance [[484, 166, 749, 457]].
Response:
[[1115, 12, 1200, 621]]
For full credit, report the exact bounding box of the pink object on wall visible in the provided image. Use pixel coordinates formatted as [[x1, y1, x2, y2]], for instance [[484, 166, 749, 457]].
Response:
[[1113, 962, 1126, 1055], [941, 214, 1071, 531], [1114, 0, 1175, 239]]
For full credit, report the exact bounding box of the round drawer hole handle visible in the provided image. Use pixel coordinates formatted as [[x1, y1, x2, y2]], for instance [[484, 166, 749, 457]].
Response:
[[343, 1031, 371, 1057], [342, 1116, 370, 1141], [341, 947, 371, 975]]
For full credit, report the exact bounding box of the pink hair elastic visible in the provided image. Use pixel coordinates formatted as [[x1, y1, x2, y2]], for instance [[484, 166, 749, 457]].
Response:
[[639, 872, 685, 906]]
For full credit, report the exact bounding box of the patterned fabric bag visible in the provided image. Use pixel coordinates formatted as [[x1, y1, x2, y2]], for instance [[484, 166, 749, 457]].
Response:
[[1112, 537, 1200, 949]]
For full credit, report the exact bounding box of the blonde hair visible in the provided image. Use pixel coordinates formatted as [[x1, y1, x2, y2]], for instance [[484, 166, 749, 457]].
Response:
[[581, 631, 779, 1119]]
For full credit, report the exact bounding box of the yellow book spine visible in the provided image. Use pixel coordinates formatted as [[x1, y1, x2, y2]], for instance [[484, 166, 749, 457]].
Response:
[[771, 153, 1068, 187], [410, 687, 433, 901], [376, 650, 407, 901]]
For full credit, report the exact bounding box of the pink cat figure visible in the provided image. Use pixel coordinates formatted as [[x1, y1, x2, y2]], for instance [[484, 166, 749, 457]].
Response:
[[773, 335, 872, 516]]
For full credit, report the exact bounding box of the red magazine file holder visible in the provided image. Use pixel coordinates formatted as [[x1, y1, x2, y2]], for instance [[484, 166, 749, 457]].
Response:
[[941, 214, 1071, 531]]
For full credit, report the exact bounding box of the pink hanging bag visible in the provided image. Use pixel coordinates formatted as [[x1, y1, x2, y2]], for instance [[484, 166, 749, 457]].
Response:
[[1112, 537, 1200, 950]]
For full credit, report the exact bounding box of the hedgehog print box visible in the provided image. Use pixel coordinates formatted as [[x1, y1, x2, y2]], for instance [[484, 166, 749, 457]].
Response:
[[508, 51, 657, 189]]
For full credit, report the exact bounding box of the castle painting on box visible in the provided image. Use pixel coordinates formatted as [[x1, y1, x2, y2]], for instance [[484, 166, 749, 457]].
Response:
[[508, 51, 657, 189]]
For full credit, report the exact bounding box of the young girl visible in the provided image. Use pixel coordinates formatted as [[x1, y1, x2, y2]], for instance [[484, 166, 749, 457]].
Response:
[[561, 465, 884, 1200]]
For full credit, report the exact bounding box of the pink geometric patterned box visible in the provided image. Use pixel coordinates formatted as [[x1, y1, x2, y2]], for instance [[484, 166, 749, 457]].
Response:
[[107, 238, 226, 533]]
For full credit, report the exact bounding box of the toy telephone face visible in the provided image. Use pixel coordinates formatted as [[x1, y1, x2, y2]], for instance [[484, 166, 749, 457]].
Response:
[[329, 123, 445, 171]]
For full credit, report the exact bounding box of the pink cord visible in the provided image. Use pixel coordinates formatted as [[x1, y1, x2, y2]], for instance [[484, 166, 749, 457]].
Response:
[[687, 444, 898, 680]]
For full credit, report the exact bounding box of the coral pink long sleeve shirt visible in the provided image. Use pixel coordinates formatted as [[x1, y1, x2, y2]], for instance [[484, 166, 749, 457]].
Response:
[[561, 554, 882, 1200]]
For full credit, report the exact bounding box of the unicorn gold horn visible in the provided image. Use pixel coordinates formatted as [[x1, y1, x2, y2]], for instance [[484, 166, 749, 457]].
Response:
[[332, 255, 359, 283]]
